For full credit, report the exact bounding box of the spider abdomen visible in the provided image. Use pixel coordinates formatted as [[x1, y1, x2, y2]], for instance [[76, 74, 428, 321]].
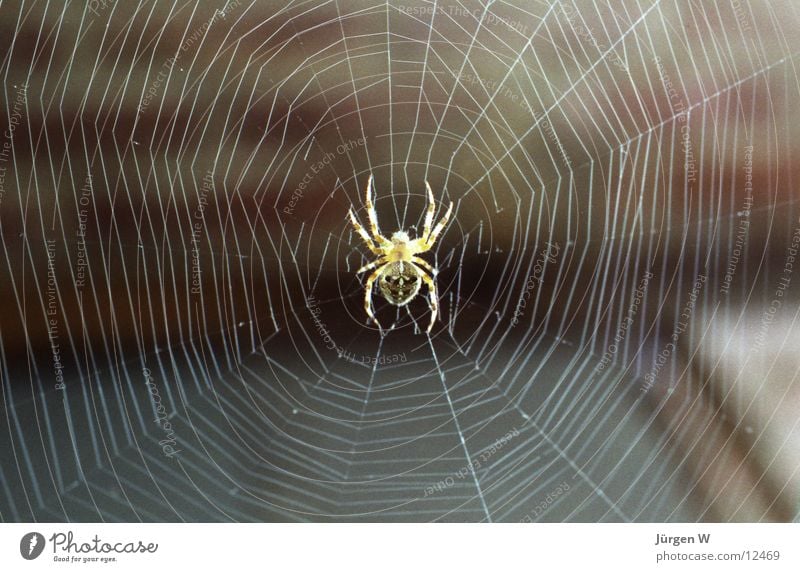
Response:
[[378, 262, 422, 306]]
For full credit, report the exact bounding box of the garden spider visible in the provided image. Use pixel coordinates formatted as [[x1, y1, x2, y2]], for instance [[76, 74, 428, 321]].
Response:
[[348, 174, 453, 333]]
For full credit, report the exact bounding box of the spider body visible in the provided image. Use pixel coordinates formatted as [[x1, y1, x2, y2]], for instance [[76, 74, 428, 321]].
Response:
[[378, 261, 422, 305], [348, 175, 453, 333]]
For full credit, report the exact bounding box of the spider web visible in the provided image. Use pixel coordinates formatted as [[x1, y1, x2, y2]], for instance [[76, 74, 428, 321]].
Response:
[[1, 0, 799, 522]]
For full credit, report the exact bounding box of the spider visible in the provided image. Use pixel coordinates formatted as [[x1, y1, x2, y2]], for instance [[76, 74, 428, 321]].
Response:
[[348, 174, 453, 333]]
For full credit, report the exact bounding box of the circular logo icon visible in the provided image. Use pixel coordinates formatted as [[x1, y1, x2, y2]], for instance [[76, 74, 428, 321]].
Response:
[[20, 532, 45, 560]]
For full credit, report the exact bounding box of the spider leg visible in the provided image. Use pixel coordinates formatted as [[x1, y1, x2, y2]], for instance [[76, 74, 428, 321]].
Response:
[[364, 175, 386, 242], [348, 209, 381, 254], [428, 200, 453, 245], [364, 174, 391, 246], [363, 267, 383, 329], [357, 258, 387, 274], [421, 180, 436, 241], [417, 200, 453, 252], [418, 268, 439, 333], [411, 256, 436, 276]]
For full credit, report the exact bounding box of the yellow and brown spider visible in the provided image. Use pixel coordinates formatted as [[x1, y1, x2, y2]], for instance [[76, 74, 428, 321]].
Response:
[[348, 174, 453, 333]]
